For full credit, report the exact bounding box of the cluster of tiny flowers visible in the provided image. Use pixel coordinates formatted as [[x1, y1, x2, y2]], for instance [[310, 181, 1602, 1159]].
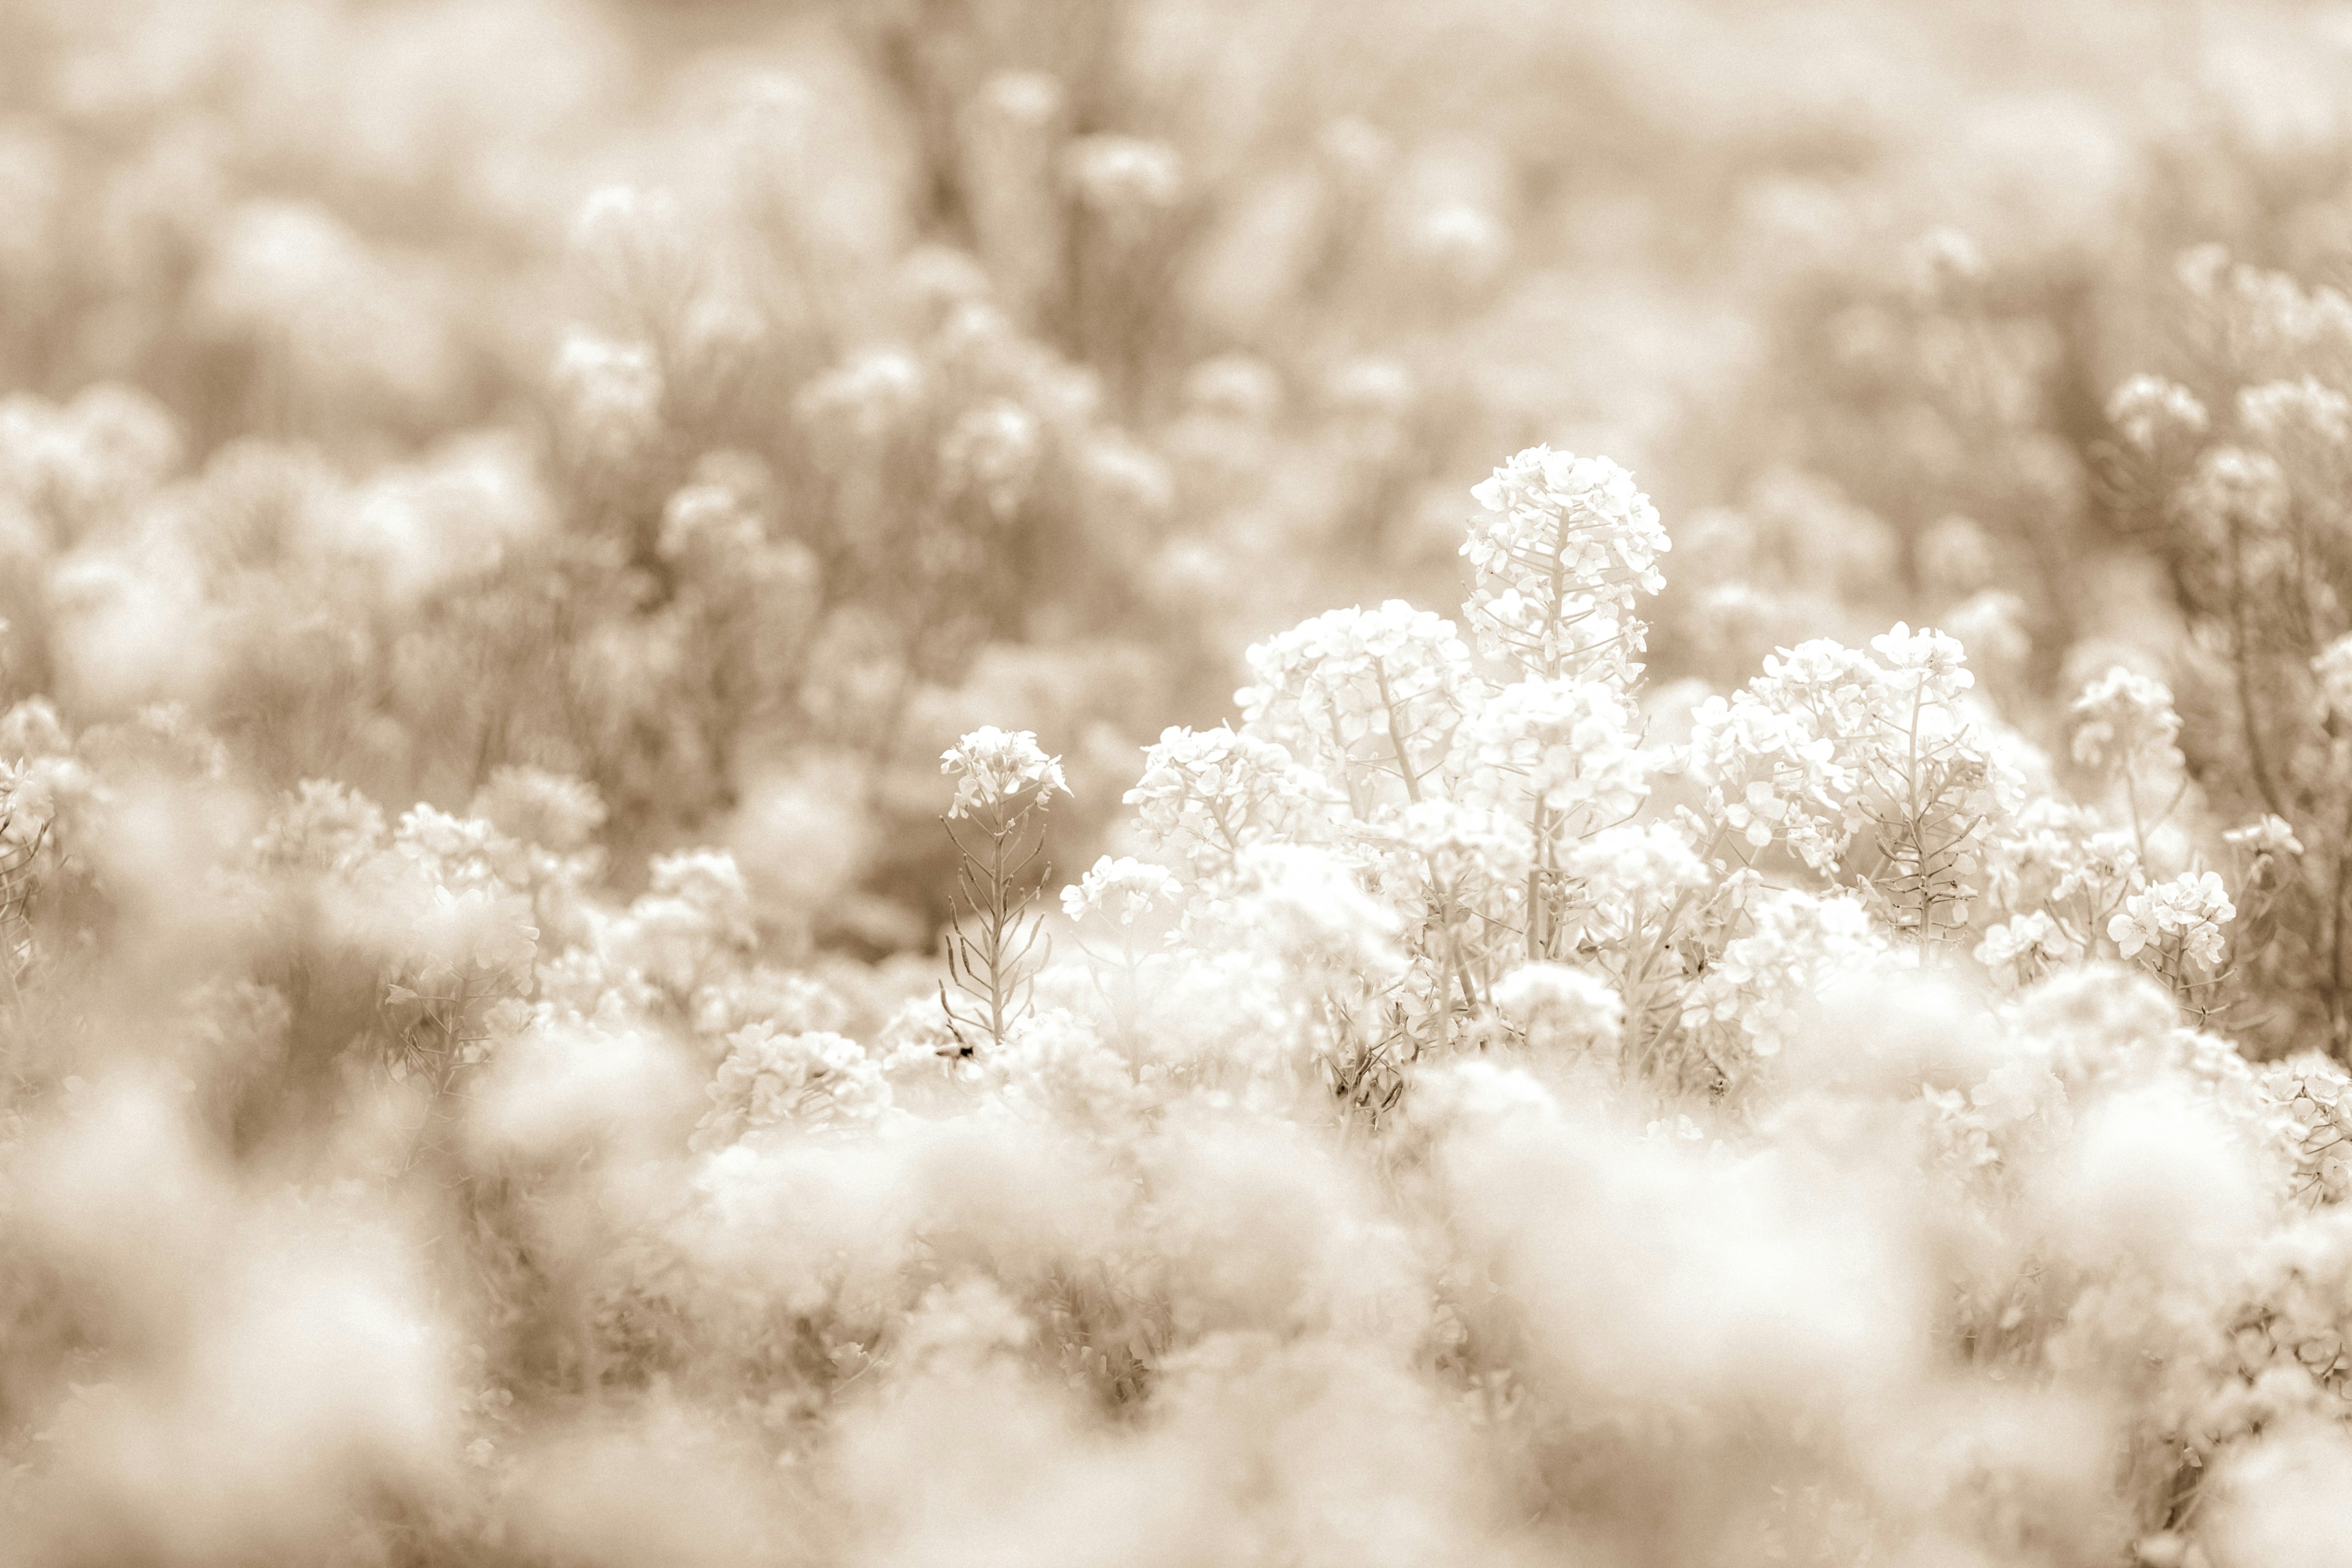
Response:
[[1687, 625, 2017, 935], [941, 726, 1070, 819], [2106, 374, 2209, 453], [1384, 797, 1537, 895], [1061, 855, 1182, 929], [1557, 822, 1713, 946], [1868, 622, 1975, 701], [1461, 446, 1670, 682], [2237, 376, 2352, 451], [690, 1023, 892, 1151], [2260, 1055, 2352, 1205], [1681, 889, 1885, 1058], [2226, 814, 2305, 859], [1123, 725, 1341, 875], [1975, 910, 2085, 991], [1491, 962, 1623, 1057], [1684, 687, 1848, 860], [1235, 601, 1474, 800], [1451, 676, 1648, 834], [2070, 665, 2184, 775], [2109, 870, 2237, 971]]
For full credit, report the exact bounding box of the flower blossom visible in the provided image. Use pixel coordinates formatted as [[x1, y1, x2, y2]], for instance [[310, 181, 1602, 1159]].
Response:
[[1061, 855, 1182, 927], [2109, 870, 2236, 970], [1236, 601, 1473, 802], [1492, 962, 1623, 1056], [1461, 445, 1670, 683], [941, 726, 1069, 820], [2070, 666, 2182, 775], [2106, 374, 2209, 454], [1452, 675, 1648, 834]]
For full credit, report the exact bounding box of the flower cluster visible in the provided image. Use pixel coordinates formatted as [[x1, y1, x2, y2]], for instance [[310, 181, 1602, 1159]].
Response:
[[2110, 870, 2238, 972], [1236, 601, 1475, 809], [941, 726, 1071, 821], [1461, 447, 1671, 684]]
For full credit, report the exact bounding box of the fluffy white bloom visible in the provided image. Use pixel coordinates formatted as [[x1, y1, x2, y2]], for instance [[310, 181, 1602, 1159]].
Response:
[[1563, 821, 1712, 905], [690, 1024, 891, 1150], [1452, 675, 1648, 833], [1382, 797, 1535, 892], [2106, 374, 2209, 453], [2069, 665, 2182, 774], [2226, 814, 2305, 859], [941, 726, 1069, 820], [1236, 601, 1474, 804], [1683, 889, 1887, 1058], [1868, 623, 1973, 698], [1061, 855, 1181, 927], [1125, 724, 1341, 875], [1491, 962, 1623, 1056], [1215, 842, 1405, 989], [2239, 376, 2352, 451], [1688, 628, 2016, 916], [2109, 869, 2235, 969], [1974, 910, 2083, 991], [1461, 446, 1670, 683]]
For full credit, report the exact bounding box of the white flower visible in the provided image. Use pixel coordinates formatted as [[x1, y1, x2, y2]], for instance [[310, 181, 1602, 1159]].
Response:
[[2109, 870, 2236, 970], [1452, 675, 1648, 834], [1868, 623, 1973, 699], [2225, 814, 2304, 859], [1124, 724, 1341, 875], [2106, 374, 2208, 453], [1492, 962, 1623, 1056], [690, 1024, 891, 1150], [1061, 855, 1181, 927], [2070, 666, 2182, 774], [941, 726, 1069, 820], [1236, 601, 1474, 804], [1461, 445, 1670, 683], [1974, 911, 2082, 990]]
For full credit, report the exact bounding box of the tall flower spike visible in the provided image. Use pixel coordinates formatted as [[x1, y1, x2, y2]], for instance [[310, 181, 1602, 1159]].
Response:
[[938, 726, 1066, 1054], [1461, 446, 1670, 684]]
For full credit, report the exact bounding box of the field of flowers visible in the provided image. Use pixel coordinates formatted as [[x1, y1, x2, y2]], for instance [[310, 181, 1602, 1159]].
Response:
[[18, 0, 2352, 1562]]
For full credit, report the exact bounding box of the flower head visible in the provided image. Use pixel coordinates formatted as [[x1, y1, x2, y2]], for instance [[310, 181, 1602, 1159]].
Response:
[[2109, 870, 2236, 970], [1061, 855, 1182, 928], [941, 726, 1069, 820], [1461, 446, 1669, 683], [2106, 374, 2209, 454], [2070, 666, 2182, 775]]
